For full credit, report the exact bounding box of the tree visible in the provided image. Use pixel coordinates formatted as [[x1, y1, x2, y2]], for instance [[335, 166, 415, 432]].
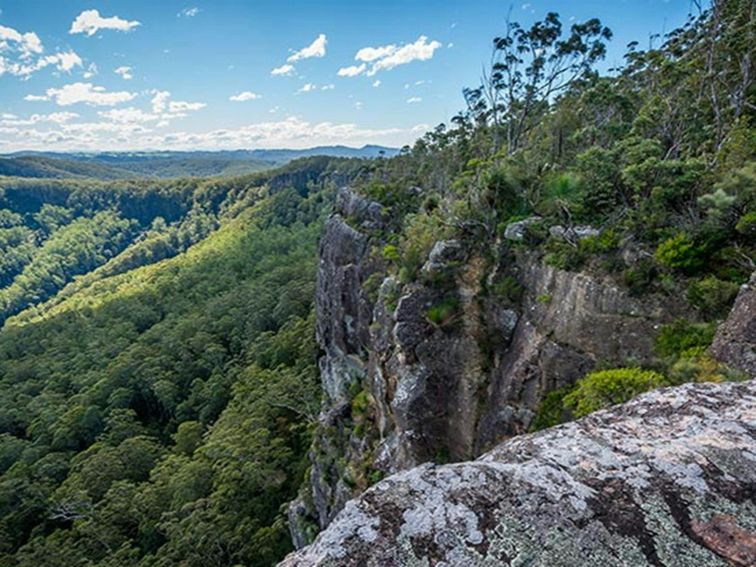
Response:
[[478, 12, 612, 154]]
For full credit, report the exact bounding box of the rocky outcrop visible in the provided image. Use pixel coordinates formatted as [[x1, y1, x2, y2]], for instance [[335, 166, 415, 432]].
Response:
[[291, 188, 694, 548], [710, 272, 755, 377], [281, 380, 756, 566]]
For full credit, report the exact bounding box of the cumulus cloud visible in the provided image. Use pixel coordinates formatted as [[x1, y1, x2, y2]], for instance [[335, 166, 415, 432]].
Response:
[[98, 107, 158, 123], [1, 115, 424, 152], [337, 63, 366, 77], [0, 24, 81, 78], [150, 90, 205, 114], [340, 36, 442, 77], [407, 97, 422, 104], [114, 66, 133, 80], [321, 84, 335, 91], [0, 111, 79, 126], [70, 10, 141, 36], [0, 24, 43, 58], [287, 33, 327, 62], [229, 91, 262, 102], [26, 82, 136, 106], [271, 63, 295, 76]]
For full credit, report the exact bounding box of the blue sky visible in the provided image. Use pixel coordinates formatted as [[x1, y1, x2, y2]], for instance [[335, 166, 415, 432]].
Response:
[[0, 1, 701, 152]]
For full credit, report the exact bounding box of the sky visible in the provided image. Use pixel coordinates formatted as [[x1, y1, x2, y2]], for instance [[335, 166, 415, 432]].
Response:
[[0, 0, 702, 153]]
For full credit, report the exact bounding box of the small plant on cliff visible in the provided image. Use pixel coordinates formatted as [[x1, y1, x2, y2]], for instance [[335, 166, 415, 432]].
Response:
[[564, 368, 668, 417], [426, 297, 460, 327]]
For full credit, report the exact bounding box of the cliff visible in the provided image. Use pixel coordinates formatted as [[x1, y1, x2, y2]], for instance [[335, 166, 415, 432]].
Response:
[[288, 188, 705, 545], [282, 379, 756, 566]]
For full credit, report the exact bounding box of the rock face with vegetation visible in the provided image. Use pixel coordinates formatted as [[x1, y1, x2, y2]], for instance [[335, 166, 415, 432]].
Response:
[[282, 379, 756, 566], [290, 0, 755, 555], [711, 272, 756, 376]]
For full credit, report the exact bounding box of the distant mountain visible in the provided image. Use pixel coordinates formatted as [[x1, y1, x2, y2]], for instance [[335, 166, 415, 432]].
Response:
[[0, 145, 399, 180]]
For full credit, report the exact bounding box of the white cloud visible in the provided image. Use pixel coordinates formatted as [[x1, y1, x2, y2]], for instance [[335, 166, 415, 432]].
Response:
[[355, 45, 396, 63], [297, 83, 316, 94], [98, 107, 158, 123], [0, 111, 79, 126], [321, 84, 335, 91], [407, 97, 422, 104], [70, 10, 141, 36], [0, 115, 425, 152], [342, 36, 442, 77], [114, 66, 133, 80], [178, 7, 201, 17], [27, 82, 136, 106], [0, 24, 43, 58], [151, 90, 170, 113], [151, 90, 205, 115], [83, 63, 98, 79], [372, 79, 381, 87], [271, 63, 295, 76], [337, 63, 366, 77], [287, 33, 327, 62], [0, 24, 81, 79], [229, 91, 262, 102]]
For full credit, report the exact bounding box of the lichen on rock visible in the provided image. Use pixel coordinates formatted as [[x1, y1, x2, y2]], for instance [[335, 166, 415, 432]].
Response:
[[282, 380, 756, 566]]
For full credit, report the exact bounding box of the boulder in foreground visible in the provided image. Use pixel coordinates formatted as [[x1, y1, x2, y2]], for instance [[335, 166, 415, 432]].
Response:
[[282, 380, 756, 566]]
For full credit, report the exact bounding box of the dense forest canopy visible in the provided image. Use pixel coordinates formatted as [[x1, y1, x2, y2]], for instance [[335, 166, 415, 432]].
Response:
[[0, 0, 753, 565]]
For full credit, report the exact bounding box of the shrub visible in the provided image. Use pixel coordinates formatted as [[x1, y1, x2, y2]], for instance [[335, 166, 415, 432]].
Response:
[[564, 368, 668, 417], [735, 210, 756, 240], [531, 386, 574, 430], [686, 276, 739, 319], [426, 297, 460, 327], [623, 259, 657, 295], [655, 233, 705, 273], [488, 275, 524, 304], [655, 319, 717, 358], [382, 244, 400, 263]]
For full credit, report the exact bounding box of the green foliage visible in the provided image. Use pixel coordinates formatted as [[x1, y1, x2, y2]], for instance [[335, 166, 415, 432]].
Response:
[[564, 368, 668, 417], [654, 233, 705, 273], [0, 160, 332, 566], [655, 319, 717, 358], [686, 276, 739, 319], [531, 386, 575, 430], [426, 297, 460, 327]]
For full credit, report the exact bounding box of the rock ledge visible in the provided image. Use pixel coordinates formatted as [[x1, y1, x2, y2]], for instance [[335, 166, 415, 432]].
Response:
[[282, 380, 756, 566]]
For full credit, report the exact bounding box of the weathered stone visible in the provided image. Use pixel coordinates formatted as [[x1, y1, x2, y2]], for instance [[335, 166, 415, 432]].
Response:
[[315, 215, 372, 401], [422, 240, 464, 273], [281, 380, 756, 567], [710, 272, 756, 377], [504, 216, 542, 241], [549, 224, 601, 242], [336, 187, 384, 230]]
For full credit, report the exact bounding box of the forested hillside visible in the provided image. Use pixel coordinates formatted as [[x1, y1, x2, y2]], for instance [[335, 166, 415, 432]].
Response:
[[0, 1, 753, 566], [0, 157, 367, 565]]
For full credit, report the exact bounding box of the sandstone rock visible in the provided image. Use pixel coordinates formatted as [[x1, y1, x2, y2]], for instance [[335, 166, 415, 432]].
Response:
[[315, 215, 372, 401], [281, 380, 756, 567], [336, 187, 384, 230], [504, 216, 542, 241], [549, 224, 601, 242], [422, 240, 464, 273], [710, 272, 756, 377]]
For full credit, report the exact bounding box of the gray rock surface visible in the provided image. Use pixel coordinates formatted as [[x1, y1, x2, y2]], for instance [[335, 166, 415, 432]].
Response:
[[710, 272, 756, 377], [281, 380, 756, 567], [503, 217, 542, 241]]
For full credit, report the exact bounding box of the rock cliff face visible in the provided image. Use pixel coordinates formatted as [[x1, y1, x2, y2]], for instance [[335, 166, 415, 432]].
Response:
[[288, 187, 699, 547], [711, 272, 756, 377], [282, 380, 756, 566]]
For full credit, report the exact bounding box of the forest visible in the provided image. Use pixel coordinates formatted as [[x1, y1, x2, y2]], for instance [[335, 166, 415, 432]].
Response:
[[0, 0, 753, 565]]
